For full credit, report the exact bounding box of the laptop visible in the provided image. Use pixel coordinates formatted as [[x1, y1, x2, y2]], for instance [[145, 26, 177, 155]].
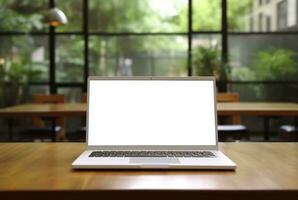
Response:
[[72, 77, 236, 170]]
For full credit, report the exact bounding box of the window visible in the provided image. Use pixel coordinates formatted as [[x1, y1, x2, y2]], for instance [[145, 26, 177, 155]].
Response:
[[228, 0, 297, 32], [259, 0, 263, 6], [56, 35, 84, 83], [229, 34, 298, 81], [0, 35, 49, 82], [89, 36, 188, 76], [266, 16, 271, 31], [0, 0, 298, 105], [277, 0, 288, 30], [228, 0, 253, 32], [258, 13, 263, 31], [228, 33, 298, 103], [249, 17, 254, 31], [55, 0, 83, 32], [192, 0, 221, 31], [0, 0, 48, 32], [89, 0, 188, 33]]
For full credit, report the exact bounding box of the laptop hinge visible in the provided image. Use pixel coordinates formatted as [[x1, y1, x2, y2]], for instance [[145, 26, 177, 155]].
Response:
[[86, 145, 218, 151]]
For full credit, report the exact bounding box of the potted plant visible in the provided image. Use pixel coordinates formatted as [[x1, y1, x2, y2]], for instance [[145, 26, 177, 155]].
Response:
[[192, 46, 230, 91]]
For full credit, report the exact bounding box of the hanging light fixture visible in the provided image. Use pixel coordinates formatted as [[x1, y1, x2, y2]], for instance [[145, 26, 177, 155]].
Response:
[[43, 8, 68, 27]]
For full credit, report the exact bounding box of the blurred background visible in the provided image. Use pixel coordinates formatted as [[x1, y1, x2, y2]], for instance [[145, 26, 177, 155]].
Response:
[[0, 0, 297, 142]]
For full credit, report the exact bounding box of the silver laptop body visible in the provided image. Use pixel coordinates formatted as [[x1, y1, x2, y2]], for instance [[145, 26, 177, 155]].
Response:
[[72, 77, 236, 170]]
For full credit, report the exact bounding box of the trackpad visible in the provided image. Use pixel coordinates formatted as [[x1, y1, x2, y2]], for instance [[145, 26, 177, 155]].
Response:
[[130, 157, 180, 164]]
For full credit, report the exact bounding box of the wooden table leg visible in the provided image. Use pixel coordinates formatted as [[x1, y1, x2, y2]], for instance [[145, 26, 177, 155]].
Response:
[[263, 117, 271, 141], [8, 119, 13, 142], [295, 117, 298, 141], [50, 118, 57, 142]]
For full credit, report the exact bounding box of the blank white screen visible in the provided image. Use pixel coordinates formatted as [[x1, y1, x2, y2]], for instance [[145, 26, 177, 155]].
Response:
[[88, 80, 216, 146]]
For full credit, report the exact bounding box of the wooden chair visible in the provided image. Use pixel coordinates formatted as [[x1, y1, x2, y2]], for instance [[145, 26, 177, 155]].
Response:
[[217, 93, 249, 141], [81, 93, 87, 103], [22, 94, 65, 141]]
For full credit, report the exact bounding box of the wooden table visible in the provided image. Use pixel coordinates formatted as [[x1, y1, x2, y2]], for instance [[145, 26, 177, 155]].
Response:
[[0, 143, 297, 200], [218, 102, 298, 140], [0, 103, 87, 141], [1, 102, 298, 141]]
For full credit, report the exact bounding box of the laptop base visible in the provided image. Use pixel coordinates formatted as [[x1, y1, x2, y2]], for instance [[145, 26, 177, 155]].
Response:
[[72, 150, 236, 170]]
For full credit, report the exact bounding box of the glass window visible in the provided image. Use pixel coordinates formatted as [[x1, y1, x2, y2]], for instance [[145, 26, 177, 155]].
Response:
[[0, 0, 48, 32], [27, 85, 49, 101], [192, 34, 222, 76], [57, 87, 83, 103], [228, 0, 297, 32], [89, 0, 188, 33], [229, 83, 298, 102], [192, 0, 221, 31], [228, 0, 252, 32], [55, 0, 83, 32], [57, 87, 85, 135], [0, 84, 49, 107], [0, 35, 49, 82], [229, 34, 298, 81], [56, 35, 84, 83], [89, 36, 188, 76]]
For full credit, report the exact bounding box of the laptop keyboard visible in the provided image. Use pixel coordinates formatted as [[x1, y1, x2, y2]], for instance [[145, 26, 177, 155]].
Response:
[[89, 151, 215, 158]]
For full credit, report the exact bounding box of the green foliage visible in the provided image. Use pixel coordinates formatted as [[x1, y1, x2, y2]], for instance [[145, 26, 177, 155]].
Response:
[[0, 59, 42, 106], [228, 0, 252, 31], [192, 0, 221, 31], [192, 46, 230, 81], [231, 67, 256, 81], [191, 0, 252, 31], [89, 0, 186, 33], [56, 36, 84, 82], [231, 67, 260, 97], [219, 62, 231, 82], [231, 49, 298, 81], [0, 60, 42, 83], [231, 48, 298, 100], [254, 49, 297, 80], [193, 47, 220, 76], [0, 0, 46, 32]]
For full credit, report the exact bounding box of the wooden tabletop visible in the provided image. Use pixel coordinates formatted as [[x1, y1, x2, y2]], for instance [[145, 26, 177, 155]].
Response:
[[218, 102, 298, 116], [0, 102, 298, 118], [0, 143, 297, 200], [0, 103, 87, 117]]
